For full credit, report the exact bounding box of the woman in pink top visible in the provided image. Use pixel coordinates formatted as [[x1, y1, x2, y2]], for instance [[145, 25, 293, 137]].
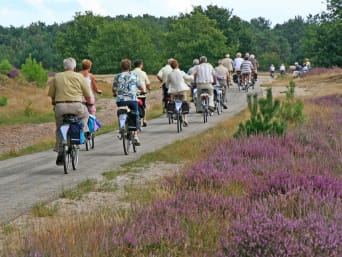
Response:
[[79, 59, 102, 115]]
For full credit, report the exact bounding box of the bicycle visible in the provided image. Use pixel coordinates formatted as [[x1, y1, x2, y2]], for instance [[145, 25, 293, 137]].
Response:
[[214, 85, 223, 115], [200, 89, 210, 123], [167, 94, 184, 133], [117, 107, 138, 155], [59, 114, 82, 174], [233, 71, 242, 91]]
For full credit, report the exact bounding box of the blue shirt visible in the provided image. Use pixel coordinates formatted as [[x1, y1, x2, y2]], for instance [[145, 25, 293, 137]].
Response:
[[112, 71, 142, 102]]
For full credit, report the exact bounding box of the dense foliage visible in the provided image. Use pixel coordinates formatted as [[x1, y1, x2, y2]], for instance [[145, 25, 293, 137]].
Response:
[[0, 1, 340, 74]]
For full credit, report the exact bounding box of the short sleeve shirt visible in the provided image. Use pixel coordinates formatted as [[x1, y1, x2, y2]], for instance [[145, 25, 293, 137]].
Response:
[[48, 70, 90, 102], [112, 71, 142, 102]]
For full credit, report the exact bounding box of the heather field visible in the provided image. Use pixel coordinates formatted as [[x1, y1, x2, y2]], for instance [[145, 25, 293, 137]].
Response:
[[2, 76, 342, 256]]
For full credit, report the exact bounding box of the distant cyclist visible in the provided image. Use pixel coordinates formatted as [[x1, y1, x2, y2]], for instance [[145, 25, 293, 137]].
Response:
[[214, 59, 229, 109], [48, 57, 91, 165], [112, 59, 143, 146], [240, 54, 254, 85]]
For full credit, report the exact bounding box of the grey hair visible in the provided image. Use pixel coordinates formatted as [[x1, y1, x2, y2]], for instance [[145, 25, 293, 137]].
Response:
[[63, 57, 77, 70], [250, 54, 255, 59], [193, 58, 199, 65], [167, 58, 174, 65], [199, 56, 207, 63]]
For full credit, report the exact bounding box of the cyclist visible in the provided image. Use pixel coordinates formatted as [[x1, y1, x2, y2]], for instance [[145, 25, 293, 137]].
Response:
[[192, 56, 216, 113], [112, 59, 143, 146], [249, 54, 259, 81], [157, 58, 174, 113], [132, 59, 151, 127], [240, 55, 254, 86], [233, 52, 244, 85], [79, 59, 102, 116], [187, 58, 199, 102], [214, 59, 229, 109], [167, 59, 192, 126], [48, 57, 91, 165], [269, 64, 275, 78], [221, 54, 233, 86]]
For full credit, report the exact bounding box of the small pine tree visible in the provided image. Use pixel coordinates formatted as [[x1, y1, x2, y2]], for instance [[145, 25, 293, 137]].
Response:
[[278, 80, 305, 125], [234, 89, 287, 138], [21, 54, 48, 88]]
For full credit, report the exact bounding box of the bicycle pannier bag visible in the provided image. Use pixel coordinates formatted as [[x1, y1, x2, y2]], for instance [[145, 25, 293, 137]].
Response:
[[70, 121, 84, 145], [127, 111, 138, 130], [88, 114, 95, 133], [167, 102, 175, 114], [182, 101, 189, 114]]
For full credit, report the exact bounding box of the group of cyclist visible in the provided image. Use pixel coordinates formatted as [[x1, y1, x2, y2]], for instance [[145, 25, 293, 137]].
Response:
[[48, 52, 259, 166]]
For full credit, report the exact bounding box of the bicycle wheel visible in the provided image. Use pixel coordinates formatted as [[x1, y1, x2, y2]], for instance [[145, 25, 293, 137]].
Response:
[[168, 113, 173, 124], [91, 133, 95, 149], [216, 96, 221, 115], [176, 112, 182, 133], [131, 131, 137, 153], [85, 133, 90, 151], [71, 145, 79, 170], [63, 144, 70, 174], [122, 127, 129, 155]]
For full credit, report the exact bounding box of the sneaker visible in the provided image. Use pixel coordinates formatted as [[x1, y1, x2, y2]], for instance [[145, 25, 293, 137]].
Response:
[[133, 136, 141, 146], [56, 154, 64, 166], [183, 121, 188, 127], [222, 103, 228, 109]]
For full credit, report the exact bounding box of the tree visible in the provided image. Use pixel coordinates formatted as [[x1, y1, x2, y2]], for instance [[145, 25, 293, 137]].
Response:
[[166, 11, 227, 70], [56, 11, 105, 70], [88, 19, 158, 74]]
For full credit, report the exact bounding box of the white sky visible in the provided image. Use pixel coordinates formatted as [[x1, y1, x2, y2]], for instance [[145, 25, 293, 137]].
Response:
[[0, 0, 327, 28]]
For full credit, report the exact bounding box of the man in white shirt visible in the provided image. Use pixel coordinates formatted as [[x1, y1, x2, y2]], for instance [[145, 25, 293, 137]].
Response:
[[193, 56, 216, 112], [157, 58, 174, 113]]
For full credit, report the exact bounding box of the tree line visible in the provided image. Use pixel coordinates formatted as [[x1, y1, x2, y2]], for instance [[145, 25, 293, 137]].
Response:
[[0, 1, 340, 75]]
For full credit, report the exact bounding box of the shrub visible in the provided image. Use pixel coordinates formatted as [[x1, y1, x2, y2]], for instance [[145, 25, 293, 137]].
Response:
[[278, 80, 305, 124], [0, 59, 13, 74], [7, 67, 20, 78], [234, 89, 287, 137], [0, 96, 8, 106], [20, 54, 48, 88]]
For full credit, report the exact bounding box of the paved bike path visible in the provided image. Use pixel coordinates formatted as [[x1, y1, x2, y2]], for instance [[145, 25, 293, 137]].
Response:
[[0, 81, 266, 223]]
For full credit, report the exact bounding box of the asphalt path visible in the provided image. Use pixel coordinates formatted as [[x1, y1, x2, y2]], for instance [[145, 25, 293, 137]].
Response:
[[0, 79, 267, 223]]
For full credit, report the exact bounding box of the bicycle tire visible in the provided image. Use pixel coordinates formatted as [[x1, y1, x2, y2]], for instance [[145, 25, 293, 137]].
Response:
[[131, 131, 137, 153], [122, 128, 129, 155], [168, 113, 173, 124], [85, 135, 90, 151], [176, 112, 182, 133], [71, 145, 79, 170], [63, 145, 70, 174], [91, 133, 95, 149]]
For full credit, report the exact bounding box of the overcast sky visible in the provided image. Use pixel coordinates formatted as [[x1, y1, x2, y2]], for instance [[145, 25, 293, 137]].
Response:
[[0, 0, 327, 28]]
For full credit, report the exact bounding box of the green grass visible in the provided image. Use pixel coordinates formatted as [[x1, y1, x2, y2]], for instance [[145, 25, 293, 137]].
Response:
[[60, 179, 98, 200], [31, 202, 59, 217], [0, 111, 55, 125]]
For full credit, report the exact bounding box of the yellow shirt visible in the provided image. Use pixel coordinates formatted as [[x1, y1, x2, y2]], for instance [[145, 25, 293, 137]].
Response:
[[48, 71, 91, 102]]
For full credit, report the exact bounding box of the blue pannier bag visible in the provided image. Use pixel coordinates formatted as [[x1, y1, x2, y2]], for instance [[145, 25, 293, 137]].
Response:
[[69, 121, 84, 145], [88, 114, 95, 133]]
